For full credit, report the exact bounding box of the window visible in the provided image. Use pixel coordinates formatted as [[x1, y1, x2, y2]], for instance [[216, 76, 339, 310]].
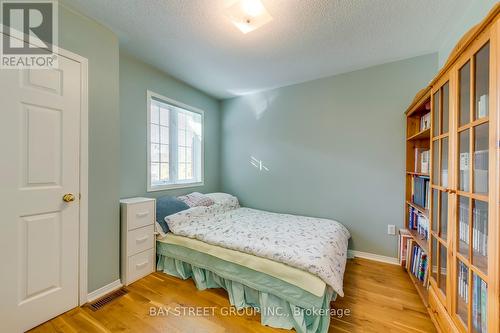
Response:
[[147, 91, 204, 191]]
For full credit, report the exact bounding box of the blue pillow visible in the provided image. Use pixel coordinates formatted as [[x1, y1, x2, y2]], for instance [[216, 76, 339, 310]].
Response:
[[156, 196, 189, 233]]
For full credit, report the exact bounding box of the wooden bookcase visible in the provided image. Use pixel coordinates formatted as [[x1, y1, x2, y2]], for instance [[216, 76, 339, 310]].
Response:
[[403, 87, 432, 308], [403, 4, 500, 333]]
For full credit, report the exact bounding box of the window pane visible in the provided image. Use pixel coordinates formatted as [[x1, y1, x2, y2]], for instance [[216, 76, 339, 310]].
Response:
[[459, 62, 471, 126], [432, 140, 439, 185], [186, 163, 193, 179], [151, 124, 159, 143], [185, 148, 192, 164], [151, 104, 160, 124], [178, 163, 186, 180], [474, 123, 488, 194], [159, 107, 169, 126], [178, 130, 186, 147], [151, 162, 160, 184], [472, 273, 487, 333], [458, 196, 470, 259], [459, 130, 470, 192], [178, 113, 186, 129], [160, 163, 169, 182], [433, 91, 440, 136], [185, 130, 194, 147], [178, 148, 185, 163], [474, 43, 489, 120], [160, 144, 169, 163], [441, 137, 448, 187], [439, 244, 447, 295], [440, 192, 448, 240], [432, 189, 439, 233], [151, 144, 160, 163], [442, 83, 449, 133], [472, 200, 488, 274], [160, 126, 169, 144], [431, 237, 438, 282], [456, 260, 469, 326]]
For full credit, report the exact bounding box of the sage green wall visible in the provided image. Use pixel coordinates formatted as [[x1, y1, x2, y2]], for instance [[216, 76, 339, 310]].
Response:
[[221, 54, 438, 258], [438, 0, 498, 67], [119, 52, 220, 199], [59, 5, 120, 292]]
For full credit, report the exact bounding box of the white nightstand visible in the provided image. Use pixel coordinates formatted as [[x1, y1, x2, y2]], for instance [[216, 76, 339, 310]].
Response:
[[120, 197, 156, 286]]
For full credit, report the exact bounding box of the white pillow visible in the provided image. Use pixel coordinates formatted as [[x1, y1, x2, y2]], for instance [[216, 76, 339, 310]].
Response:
[[205, 193, 240, 209], [177, 192, 214, 207], [205, 192, 236, 203]]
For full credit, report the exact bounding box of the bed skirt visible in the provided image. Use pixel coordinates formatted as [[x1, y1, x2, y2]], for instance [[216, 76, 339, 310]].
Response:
[[157, 243, 334, 333]]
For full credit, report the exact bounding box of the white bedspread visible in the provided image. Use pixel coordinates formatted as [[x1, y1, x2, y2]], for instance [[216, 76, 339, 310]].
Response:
[[166, 203, 350, 296]]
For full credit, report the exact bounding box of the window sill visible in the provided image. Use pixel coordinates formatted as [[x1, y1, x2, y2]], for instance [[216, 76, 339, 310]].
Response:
[[147, 181, 205, 192]]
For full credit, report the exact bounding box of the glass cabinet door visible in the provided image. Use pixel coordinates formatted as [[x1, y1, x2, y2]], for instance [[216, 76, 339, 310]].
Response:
[[453, 41, 490, 333], [430, 80, 451, 298]]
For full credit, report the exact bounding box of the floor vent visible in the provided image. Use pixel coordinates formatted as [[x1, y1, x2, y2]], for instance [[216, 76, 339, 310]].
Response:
[[87, 288, 128, 311]]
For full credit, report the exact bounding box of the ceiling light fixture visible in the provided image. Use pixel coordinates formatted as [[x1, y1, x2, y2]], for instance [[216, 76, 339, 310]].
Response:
[[225, 0, 273, 34]]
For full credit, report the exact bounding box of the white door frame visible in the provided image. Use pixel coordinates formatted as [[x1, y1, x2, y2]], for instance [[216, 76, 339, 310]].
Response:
[[1, 27, 89, 306], [58, 48, 89, 306]]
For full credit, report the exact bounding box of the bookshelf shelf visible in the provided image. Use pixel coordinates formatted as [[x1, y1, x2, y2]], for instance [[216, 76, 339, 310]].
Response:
[[407, 128, 430, 141], [406, 171, 430, 177], [406, 201, 429, 218], [408, 229, 429, 253]]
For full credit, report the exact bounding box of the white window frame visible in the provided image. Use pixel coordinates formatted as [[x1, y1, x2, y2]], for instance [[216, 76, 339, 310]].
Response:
[[146, 90, 205, 192]]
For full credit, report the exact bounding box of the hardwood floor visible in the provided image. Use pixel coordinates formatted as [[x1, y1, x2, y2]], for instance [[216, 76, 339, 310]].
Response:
[[30, 258, 436, 333]]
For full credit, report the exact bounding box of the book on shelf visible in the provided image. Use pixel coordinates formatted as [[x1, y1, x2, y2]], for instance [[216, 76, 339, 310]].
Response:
[[477, 94, 488, 118], [408, 207, 429, 240], [461, 200, 489, 257], [474, 149, 488, 194], [398, 229, 412, 267], [472, 274, 488, 333], [459, 202, 470, 247], [420, 150, 429, 174], [411, 176, 430, 209], [457, 261, 468, 303], [409, 243, 428, 284], [405, 239, 413, 271], [472, 202, 488, 257], [414, 148, 430, 174], [460, 151, 470, 191], [420, 112, 431, 131]]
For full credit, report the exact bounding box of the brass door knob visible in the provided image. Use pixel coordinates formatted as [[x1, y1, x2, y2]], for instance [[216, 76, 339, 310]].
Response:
[[63, 193, 76, 202]]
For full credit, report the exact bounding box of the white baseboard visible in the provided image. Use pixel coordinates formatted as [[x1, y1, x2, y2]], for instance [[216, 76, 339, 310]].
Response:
[[86, 279, 123, 303], [348, 250, 399, 265]]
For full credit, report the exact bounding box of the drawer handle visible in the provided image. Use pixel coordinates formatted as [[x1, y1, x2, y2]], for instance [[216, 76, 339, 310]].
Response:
[[136, 211, 149, 218], [136, 261, 149, 269], [136, 235, 149, 243]]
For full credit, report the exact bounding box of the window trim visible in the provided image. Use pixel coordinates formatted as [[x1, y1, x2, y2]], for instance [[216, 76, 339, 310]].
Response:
[[146, 90, 205, 192]]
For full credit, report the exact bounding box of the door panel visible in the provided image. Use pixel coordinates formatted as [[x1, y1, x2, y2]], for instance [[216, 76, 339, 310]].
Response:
[[23, 105, 62, 186], [19, 212, 62, 303], [0, 55, 82, 332]]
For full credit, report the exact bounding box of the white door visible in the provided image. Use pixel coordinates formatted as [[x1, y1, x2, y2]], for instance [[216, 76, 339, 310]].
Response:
[[0, 54, 82, 332]]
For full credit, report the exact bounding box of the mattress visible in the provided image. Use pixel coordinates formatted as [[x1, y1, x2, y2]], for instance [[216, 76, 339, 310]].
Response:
[[157, 233, 326, 297]]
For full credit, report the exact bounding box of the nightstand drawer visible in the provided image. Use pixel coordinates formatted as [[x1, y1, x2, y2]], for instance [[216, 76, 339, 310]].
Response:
[[128, 201, 155, 230], [127, 225, 154, 256], [127, 249, 154, 284]]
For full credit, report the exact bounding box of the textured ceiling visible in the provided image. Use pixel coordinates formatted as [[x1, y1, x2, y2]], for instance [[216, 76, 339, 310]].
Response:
[[62, 0, 470, 99]]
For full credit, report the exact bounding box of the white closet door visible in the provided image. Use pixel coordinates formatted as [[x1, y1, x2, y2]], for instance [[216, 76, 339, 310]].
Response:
[[0, 55, 82, 332]]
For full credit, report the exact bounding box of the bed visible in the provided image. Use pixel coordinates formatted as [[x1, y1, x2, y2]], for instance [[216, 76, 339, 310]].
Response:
[[155, 193, 350, 333]]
